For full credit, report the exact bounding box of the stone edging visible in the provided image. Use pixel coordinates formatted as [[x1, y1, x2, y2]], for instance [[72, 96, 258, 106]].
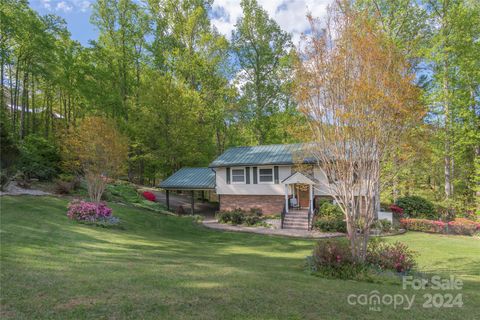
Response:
[[201, 219, 345, 239]]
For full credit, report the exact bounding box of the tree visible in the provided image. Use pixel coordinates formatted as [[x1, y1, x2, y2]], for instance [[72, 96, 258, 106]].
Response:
[[62, 116, 128, 202], [231, 0, 296, 144], [295, 1, 423, 261]]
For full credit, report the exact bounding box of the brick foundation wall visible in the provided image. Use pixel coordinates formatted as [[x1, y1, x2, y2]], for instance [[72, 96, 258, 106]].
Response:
[[219, 195, 285, 214]]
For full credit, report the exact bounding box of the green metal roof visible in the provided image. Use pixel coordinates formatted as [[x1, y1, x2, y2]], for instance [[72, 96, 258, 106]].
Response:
[[159, 167, 215, 190], [209, 143, 315, 167]]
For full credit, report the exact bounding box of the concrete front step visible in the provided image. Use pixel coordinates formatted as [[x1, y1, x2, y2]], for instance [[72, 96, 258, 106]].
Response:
[[283, 225, 310, 230], [283, 223, 309, 228]]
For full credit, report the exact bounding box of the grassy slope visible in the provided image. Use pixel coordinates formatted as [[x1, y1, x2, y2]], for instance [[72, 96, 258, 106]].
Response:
[[0, 196, 479, 319]]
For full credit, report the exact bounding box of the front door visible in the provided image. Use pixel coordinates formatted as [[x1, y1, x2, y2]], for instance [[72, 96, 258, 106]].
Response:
[[296, 184, 310, 208]]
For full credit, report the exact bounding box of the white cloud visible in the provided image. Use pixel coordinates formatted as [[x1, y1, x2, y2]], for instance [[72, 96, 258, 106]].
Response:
[[37, 0, 91, 13], [211, 0, 333, 45], [56, 1, 73, 12]]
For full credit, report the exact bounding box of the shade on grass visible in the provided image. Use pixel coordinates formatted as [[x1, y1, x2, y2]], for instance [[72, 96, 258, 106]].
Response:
[[1, 196, 479, 319]]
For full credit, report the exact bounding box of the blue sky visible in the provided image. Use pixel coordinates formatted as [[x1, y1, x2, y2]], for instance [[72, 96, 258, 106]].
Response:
[[29, 0, 333, 46]]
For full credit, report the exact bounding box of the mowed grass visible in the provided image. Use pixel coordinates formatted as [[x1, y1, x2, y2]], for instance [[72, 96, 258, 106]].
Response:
[[1, 196, 479, 319]]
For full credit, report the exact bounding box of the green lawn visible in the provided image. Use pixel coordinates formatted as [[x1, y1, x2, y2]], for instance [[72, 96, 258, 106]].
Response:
[[1, 196, 479, 319]]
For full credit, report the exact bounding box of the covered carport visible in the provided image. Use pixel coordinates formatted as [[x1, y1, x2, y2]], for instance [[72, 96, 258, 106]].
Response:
[[159, 167, 216, 214]]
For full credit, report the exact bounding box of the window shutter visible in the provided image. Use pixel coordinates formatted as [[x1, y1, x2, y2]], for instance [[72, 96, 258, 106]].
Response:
[[253, 167, 258, 184], [226, 167, 230, 184], [246, 167, 250, 184], [274, 166, 279, 184]]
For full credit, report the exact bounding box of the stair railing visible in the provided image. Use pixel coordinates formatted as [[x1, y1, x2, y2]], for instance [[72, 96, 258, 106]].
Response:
[[307, 207, 313, 230], [281, 205, 286, 229]]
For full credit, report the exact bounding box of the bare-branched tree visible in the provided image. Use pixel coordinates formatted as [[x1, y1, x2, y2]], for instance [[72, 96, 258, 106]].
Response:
[[295, 1, 423, 261]]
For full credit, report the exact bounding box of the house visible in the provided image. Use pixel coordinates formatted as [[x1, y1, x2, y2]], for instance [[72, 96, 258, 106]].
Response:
[[160, 143, 377, 229]]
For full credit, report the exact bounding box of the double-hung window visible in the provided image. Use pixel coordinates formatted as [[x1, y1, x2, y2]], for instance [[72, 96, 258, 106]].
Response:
[[258, 168, 273, 183], [231, 168, 245, 184]]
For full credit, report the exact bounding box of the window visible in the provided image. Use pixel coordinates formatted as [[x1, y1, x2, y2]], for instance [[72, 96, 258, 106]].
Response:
[[258, 168, 273, 183], [231, 168, 245, 183]]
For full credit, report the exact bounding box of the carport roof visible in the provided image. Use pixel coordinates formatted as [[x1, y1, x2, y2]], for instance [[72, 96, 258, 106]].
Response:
[[159, 167, 215, 190]]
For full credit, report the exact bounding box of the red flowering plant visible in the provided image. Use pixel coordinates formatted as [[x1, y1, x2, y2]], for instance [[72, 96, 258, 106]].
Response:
[[390, 204, 404, 218], [142, 191, 156, 202]]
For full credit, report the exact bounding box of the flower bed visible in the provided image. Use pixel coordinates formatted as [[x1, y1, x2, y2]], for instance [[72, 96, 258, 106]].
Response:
[[216, 208, 268, 227], [67, 200, 120, 227], [400, 218, 480, 236], [306, 238, 417, 280]]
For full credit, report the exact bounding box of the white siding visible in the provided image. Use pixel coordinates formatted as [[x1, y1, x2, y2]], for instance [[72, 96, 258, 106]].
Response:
[[215, 165, 367, 197], [313, 167, 368, 196], [313, 167, 334, 195], [215, 166, 291, 195]]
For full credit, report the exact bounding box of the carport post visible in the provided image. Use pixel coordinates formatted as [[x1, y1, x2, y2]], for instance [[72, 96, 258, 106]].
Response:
[[191, 190, 195, 215], [166, 190, 170, 211]]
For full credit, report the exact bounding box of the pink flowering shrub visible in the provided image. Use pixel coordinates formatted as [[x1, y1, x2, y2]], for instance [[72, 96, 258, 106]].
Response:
[[67, 200, 112, 222], [447, 218, 480, 236], [400, 218, 480, 236], [400, 218, 445, 233], [367, 240, 417, 273], [142, 191, 156, 202]]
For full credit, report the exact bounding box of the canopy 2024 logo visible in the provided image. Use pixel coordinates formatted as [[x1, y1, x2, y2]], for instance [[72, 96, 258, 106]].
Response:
[[347, 275, 463, 311]]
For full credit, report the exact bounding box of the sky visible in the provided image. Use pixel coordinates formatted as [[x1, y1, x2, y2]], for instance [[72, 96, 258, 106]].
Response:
[[29, 0, 333, 46]]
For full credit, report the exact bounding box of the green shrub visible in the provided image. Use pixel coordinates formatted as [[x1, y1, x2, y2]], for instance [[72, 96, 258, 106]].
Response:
[[372, 219, 393, 233], [249, 207, 263, 217], [314, 202, 346, 232], [244, 215, 261, 226], [106, 182, 141, 203], [396, 196, 436, 219], [307, 240, 371, 280], [54, 174, 80, 194], [314, 216, 347, 232], [366, 238, 417, 273], [317, 202, 343, 219], [229, 209, 245, 225], [18, 135, 60, 180], [307, 238, 417, 280], [216, 211, 232, 223]]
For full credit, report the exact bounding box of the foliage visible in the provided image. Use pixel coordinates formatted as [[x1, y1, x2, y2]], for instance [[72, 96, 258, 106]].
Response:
[[400, 218, 480, 236], [366, 239, 417, 273], [216, 208, 266, 226], [244, 215, 262, 226], [3, 196, 480, 318], [396, 196, 436, 219], [446, 219, 480, 236], [54, 175, 80, 194], [390, 205, 404, 218], [18, 135, 60, 181], [62, 117, 128, 202], [66, 200, 113, 222], [0, 122, 19, 174], [372, 219, 393, 233], [106, 182, 141, 203], [314, 202, 346, 232], [142, 191, 156, 202], [231, 0, 299, 144], [296, 1, 423, 262], [308, 240, 372, 280], [309, 238, 417, 280], [314, 216, 347, 233]]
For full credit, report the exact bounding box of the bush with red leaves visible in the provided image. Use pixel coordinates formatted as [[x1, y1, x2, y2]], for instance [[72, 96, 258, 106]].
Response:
[[142, 191, 156, 202]]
